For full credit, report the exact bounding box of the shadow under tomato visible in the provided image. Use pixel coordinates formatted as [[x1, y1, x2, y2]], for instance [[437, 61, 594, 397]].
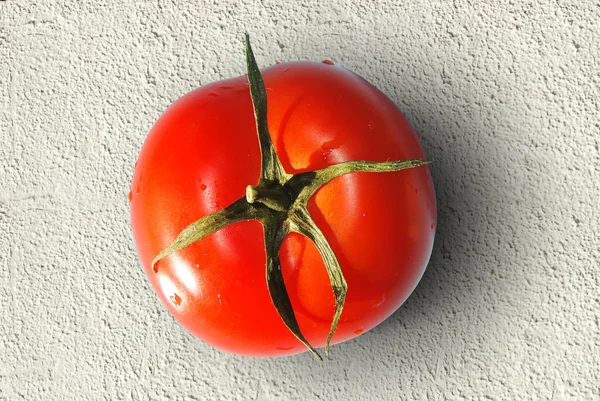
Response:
[[369, 81, 508, 337]]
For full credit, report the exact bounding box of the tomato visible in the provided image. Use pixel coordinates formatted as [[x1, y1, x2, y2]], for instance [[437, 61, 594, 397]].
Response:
[[130, 51, 436, 358]]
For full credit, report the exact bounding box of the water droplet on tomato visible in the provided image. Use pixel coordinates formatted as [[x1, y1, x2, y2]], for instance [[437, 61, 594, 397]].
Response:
[[362, 213, 366, 217], [200, 184, 207, 191], [283, 67, 290, 72], [431, 223, 435, 230], [170, 293, 182, 307], [127, 191, 132, 202], [136, 173, 143, 195], [208, 91, 219, 97], [217, 294, 229, 306], [309, 136, 345, 166], [354, 329, 364, 335], [373, 294, 386, 308], [275, 346, 295, 351], [322, 59, 334, 65], [219, 85, 233, 90]]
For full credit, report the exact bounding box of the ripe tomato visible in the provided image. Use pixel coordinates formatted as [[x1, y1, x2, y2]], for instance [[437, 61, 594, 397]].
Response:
[[130, 58, 436, 357]]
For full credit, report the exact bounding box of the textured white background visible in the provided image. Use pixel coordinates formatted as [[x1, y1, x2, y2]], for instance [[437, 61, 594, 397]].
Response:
[[1, 1, 598, 400]]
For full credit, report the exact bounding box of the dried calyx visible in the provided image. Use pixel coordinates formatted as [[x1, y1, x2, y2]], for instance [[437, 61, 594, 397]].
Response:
[[151, 33, 429, 361]]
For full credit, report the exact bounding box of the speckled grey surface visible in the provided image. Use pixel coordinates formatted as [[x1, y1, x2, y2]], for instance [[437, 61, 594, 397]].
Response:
[[1, 1, 598, 400]]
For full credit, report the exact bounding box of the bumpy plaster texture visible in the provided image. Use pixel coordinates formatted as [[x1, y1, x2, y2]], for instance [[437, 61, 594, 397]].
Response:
[[1, 1, 598, 400]]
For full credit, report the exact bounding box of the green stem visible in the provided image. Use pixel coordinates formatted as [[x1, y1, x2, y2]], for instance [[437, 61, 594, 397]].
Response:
[[244, 33, 290, 185], [262, 215, 323, 361], [303, 159, 431, 200], [151, 198, 261, 273], [288, 206, 347, 355], [246, 185, 291, 212]]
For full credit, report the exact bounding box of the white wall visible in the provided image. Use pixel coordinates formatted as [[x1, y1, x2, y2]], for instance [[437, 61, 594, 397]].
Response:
[[1, 1, 598, 400]]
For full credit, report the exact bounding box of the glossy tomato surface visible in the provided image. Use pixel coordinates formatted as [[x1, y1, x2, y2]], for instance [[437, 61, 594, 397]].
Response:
[[130, 61, 436, 357]]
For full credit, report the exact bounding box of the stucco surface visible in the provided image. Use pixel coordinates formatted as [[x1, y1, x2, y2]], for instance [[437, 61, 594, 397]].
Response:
[[1, 1, 598, 400]]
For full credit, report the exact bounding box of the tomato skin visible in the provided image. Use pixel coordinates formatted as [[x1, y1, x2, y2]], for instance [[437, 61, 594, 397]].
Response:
[[130, 61, 436, 357]]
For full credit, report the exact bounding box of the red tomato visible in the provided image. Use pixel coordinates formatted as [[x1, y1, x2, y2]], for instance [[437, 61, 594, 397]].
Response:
[[130, 61, 436, 357]]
